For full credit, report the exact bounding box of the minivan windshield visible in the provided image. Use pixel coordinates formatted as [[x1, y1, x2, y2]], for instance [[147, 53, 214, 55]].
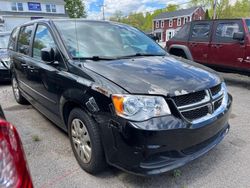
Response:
[[54, 20, 166, 59], [0, 34, 10, 49], [246, 19, 250, 33]]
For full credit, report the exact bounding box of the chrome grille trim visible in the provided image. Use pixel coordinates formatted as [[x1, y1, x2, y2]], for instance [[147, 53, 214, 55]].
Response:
[[178, 90, 210, 110], [173, 83, 227, 123], [180, 102, 211, 112]]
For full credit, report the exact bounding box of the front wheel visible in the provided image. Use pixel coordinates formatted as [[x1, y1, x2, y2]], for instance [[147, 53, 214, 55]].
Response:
[[68, 108, 106, 174], [11, 76, 28, 105]]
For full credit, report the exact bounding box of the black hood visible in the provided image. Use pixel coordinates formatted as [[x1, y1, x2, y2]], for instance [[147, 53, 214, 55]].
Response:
[[84, 56, 222, 96]]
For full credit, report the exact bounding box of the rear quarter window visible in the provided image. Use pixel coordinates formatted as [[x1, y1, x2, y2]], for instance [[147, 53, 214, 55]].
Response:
[[213, 21, 243, 43], [216, 23, 239, 38], [17, 25, 34, 55]]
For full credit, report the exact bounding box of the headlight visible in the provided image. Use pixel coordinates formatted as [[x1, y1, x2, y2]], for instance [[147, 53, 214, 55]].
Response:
[[112, 94, 171, 121]]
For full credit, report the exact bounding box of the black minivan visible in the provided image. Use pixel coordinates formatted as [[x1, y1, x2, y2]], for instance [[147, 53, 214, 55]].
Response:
[[9, 19, 232, 176]]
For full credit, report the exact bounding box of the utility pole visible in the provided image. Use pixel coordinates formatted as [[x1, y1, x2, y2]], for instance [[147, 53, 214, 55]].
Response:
[[98, 4, 106, 20], [213, 0, 217, 19]]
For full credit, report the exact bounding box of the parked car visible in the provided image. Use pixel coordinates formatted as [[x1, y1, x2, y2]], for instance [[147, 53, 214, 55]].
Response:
[[146, 33, 160, 42], [9, 19, 232, 176], [0, 105, 33, 187], [166, 19, 250, 76], [0, 32, 11, 82]]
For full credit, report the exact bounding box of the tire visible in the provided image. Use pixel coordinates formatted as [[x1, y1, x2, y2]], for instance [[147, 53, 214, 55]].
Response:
[[11, 75, 29, 105], [170, 48, 188, 59], [68, 108, 106, 174]]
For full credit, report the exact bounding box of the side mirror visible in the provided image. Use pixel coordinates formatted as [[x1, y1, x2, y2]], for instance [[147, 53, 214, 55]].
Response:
[[233, 32, 244, 41], [41, 47, 55, 63]]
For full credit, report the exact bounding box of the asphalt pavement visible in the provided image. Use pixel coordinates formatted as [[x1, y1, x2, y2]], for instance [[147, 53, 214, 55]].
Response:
[[0, 72, 249, 188]]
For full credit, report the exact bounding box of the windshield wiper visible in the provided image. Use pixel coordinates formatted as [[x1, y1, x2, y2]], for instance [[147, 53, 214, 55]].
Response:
[[117, 53, 166, 59], [72, 56, 117, 61]]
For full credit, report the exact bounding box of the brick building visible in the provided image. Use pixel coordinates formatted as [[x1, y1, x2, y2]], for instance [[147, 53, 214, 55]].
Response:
[[153, 7, 205, 42]]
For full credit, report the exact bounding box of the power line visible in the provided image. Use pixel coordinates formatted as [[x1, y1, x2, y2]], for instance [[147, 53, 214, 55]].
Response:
[[109, 1, 208, 18]]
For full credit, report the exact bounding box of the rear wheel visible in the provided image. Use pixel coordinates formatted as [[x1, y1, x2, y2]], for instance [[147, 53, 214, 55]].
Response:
[[11, 76, 28, 105], [68, 108, 106, 174]]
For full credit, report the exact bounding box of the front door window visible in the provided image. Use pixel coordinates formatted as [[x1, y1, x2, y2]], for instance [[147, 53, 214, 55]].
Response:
[[32, 25, 56, 60]]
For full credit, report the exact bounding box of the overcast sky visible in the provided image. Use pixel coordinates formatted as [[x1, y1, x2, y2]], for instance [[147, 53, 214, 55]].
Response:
[[85, 0, 189, 19]]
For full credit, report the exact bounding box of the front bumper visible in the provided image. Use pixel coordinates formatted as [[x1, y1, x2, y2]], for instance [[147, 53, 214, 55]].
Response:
[[99, 94, 232, 176]]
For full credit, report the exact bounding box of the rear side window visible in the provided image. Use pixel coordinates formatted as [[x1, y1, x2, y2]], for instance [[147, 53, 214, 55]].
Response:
[[33, 25, 56, 60], [191, 23, 210, 38], [172, 23, 190, 41], [216, 23, 239, 38], [17, 25, 33, 55], [8, 27, 19, 50], [213, 21, 243, 42]]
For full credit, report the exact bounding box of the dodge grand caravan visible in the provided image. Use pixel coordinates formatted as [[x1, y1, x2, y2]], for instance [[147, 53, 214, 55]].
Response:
[[9, 19, 232, 176]]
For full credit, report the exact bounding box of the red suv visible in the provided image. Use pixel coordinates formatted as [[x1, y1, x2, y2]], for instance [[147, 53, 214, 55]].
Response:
[[166, 19, 250, 76]]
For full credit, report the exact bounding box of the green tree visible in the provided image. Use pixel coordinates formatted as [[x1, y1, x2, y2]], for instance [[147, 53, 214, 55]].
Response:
[[229, 0, 250, 18], [109, 3, 180, 31], [109, 11, 123, 22], [65, 0, 87, 18], [205, 9, 210, 19], [189, 0, 250, 19], [165, 4, 180, 12]]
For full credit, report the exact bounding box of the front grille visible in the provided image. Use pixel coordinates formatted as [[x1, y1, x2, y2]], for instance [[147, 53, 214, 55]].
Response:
[[182, 106, 209, 121], [214, 98, 223, 111], [172, 90, 206, 107], [172, 84, 224, 122]]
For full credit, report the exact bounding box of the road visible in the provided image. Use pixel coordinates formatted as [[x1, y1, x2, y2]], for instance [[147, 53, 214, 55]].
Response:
[[0, 73, 249, 188]]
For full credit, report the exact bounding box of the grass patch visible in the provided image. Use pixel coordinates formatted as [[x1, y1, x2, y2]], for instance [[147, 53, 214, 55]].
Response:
[[32, 135, 41, 142], [173, 169, 182, 178]]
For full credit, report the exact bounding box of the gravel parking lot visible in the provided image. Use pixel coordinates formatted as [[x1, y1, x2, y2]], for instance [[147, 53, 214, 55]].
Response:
[[0, 72, 249, 188]]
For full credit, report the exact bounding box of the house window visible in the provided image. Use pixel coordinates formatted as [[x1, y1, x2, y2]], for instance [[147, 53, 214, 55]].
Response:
[[156, 21, 159, 28], [183, 17, 188, 24], [46, 4, 56, 13], [161, 20, 164, 28], [169, 19, 173, 27], [177, 18, 181, 26], [11, 2, 23, 11]]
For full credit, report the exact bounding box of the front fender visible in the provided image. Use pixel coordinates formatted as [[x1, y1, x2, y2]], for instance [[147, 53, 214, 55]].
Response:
[[169, 44, 193, 61]]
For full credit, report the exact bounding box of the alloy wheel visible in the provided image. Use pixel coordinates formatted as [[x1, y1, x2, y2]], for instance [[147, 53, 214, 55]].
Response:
[[71, 119, 92, 163], [12, 77, 20, 101]]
